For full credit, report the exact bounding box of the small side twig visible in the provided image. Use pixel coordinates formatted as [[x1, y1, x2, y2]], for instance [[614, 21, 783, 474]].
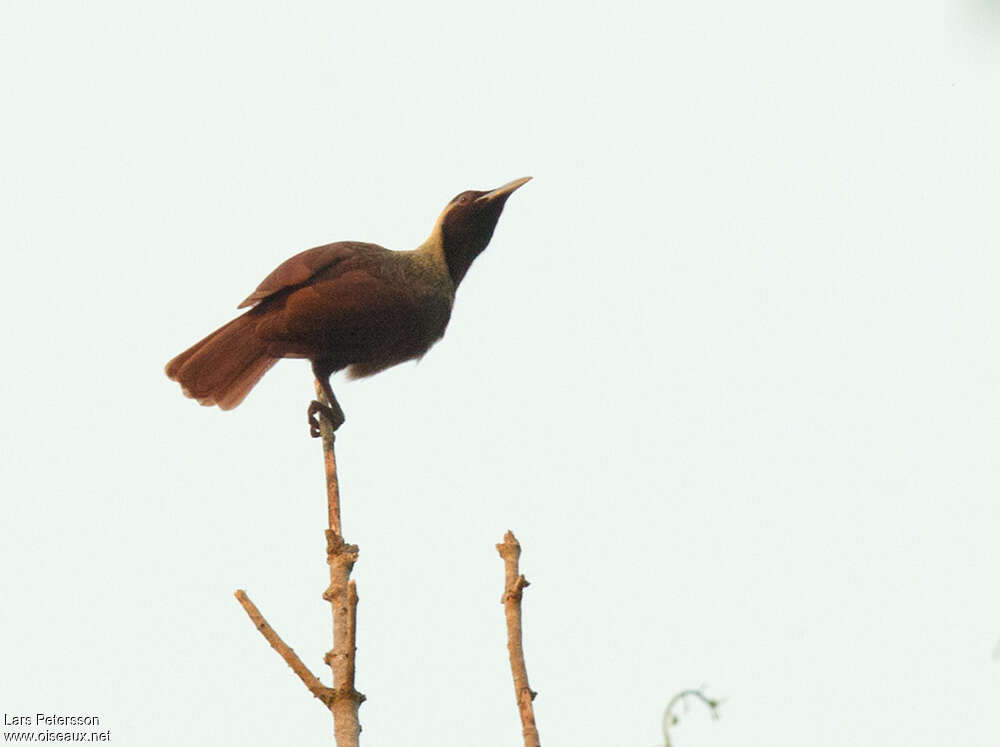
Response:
[[661, 687, 722, 747], [233, 589, 333, 704], [497, 531, 541, 747]]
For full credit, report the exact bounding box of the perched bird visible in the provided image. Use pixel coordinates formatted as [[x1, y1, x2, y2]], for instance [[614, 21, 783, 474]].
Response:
[[165, 177, 531, 435]]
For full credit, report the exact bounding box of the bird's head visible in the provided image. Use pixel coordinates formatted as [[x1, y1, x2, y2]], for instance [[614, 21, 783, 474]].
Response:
[[434, 176, 531, 285]]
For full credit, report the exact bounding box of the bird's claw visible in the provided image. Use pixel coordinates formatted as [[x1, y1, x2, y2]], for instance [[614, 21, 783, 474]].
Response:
[[308, 400, 344, 437]]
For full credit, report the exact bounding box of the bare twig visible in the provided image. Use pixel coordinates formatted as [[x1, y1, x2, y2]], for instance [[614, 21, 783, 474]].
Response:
[[316, 382, 365, 747], [234, 381, 364, 747], [323, 530, 364, 746], [233, 589, 333, 705], [496, 531, 541, 747], [315, 381, 343, 536], [661, 687, 721, 747]]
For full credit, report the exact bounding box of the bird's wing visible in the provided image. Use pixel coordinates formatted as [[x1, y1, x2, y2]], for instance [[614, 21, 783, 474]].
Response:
[[252, 256, 451, 361], [237, 241, 378, 309], [254, 265, 415, 345]]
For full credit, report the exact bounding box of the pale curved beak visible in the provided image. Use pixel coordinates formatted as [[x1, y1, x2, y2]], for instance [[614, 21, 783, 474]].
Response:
[[477, 176, 532, 202]]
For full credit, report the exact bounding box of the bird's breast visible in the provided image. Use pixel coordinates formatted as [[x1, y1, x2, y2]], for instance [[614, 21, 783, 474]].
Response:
[[336, 251, 456, 377], [342, 279, 453, 378]]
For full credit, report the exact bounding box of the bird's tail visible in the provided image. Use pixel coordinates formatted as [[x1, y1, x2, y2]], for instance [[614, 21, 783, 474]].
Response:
[[165, 313, 278, 410]]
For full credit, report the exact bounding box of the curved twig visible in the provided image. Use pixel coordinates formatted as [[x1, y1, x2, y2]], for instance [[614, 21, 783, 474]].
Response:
[[661, 687, 721, 747]]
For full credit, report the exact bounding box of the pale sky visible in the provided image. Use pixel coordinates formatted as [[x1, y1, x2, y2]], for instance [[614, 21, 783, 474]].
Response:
[[3, 1, 1000, 745]]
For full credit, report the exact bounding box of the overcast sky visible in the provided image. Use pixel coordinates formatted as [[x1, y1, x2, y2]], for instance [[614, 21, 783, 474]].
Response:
[[3, 1, 1000, 745]]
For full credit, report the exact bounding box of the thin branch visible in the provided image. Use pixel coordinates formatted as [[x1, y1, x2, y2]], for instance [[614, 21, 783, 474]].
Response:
[[323, 530, 364, 746], [496, 531, 541, 747], [233, 589, 333, 705], [661, 687, 722, 747], [316, 381, 365, 747], [315, 381, 342, 536], [234, 382, 364, 747]]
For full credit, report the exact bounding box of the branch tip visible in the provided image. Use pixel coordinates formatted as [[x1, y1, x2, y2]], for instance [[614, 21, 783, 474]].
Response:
[[661, 687, 722, 747], [497, 531, 541, 747]]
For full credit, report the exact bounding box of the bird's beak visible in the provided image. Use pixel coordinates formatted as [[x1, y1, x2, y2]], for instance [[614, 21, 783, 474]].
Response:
[[477, 176, 532, 202]]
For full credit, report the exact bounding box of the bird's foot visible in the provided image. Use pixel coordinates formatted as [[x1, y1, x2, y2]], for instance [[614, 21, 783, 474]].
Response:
[[308, 400, 345, 437]]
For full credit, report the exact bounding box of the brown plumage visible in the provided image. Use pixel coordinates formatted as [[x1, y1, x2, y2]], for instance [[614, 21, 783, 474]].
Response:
[[165, 177, 531, 434]]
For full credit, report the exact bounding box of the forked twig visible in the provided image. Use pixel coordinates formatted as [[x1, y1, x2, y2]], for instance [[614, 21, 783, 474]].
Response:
[[234, 381, 364, 746]]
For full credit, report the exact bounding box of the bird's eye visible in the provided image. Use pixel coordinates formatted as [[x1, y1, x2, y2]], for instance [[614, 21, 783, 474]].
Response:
[[457, 194, 471, 205]]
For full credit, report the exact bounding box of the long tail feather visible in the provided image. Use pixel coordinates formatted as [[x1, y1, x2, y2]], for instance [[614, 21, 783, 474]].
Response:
[[165, 314, 278, 410]]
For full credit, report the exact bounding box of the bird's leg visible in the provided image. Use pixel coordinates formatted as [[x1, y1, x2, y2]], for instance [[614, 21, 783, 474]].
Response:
[[308, 364, 346, 437]]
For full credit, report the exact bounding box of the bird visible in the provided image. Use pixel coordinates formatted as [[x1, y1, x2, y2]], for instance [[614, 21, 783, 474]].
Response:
[[165, 176, 531, 436]]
